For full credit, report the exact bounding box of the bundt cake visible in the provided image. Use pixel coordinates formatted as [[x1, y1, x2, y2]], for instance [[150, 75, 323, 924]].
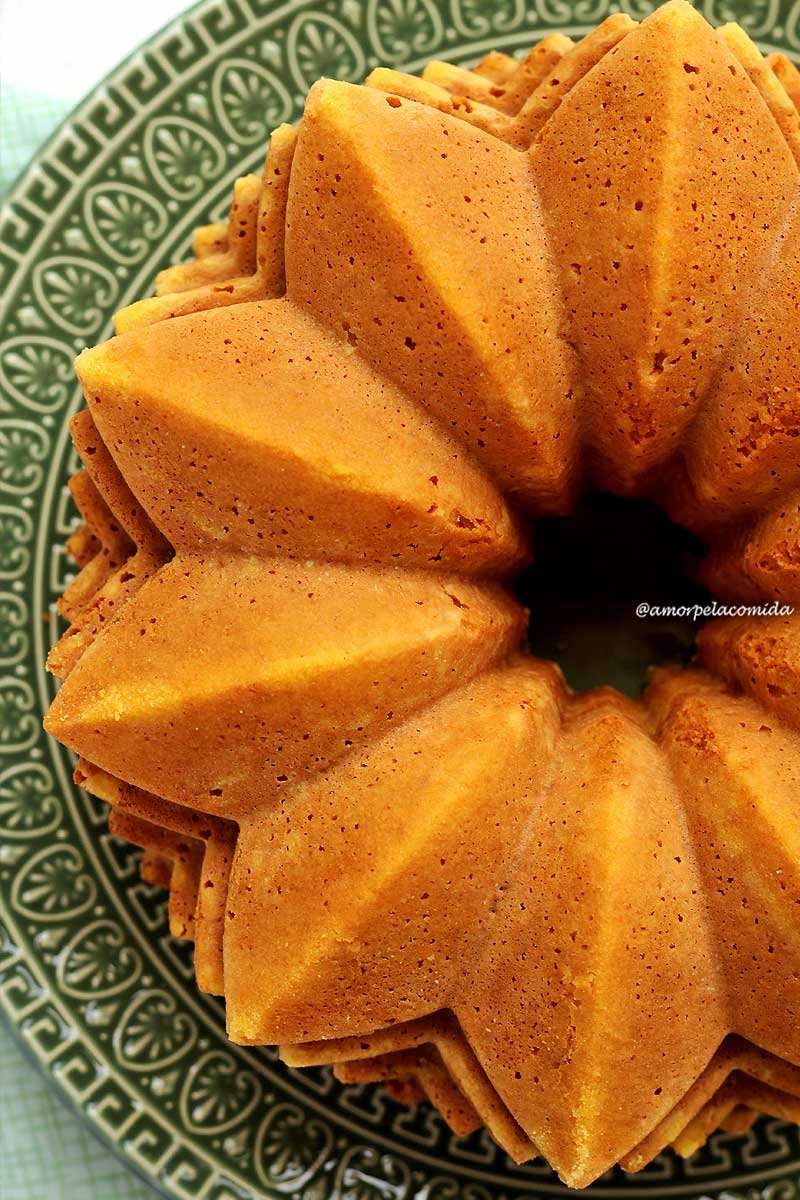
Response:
[[44, 0, 800, 1187]]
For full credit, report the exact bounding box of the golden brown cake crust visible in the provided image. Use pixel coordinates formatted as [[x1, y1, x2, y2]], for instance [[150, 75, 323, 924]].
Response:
[[47, 2, 800, 1187]]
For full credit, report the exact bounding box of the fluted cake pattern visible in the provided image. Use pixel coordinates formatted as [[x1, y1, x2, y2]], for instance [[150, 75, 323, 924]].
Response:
[[43, 1, 800, 1187]]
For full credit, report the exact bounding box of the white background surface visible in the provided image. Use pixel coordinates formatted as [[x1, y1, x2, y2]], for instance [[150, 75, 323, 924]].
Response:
[[1, 0, 190, 104]]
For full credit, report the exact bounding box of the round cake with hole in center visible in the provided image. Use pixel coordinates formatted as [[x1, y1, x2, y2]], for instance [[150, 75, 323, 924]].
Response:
[[44, 0, 800, 1187]]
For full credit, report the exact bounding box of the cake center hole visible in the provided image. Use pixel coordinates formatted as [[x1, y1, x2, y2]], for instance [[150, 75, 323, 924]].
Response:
[[518, 493, 711, 697]]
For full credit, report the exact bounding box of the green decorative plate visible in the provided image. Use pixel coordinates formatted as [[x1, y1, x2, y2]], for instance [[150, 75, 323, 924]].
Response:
[[2, 1, 800, 1197]]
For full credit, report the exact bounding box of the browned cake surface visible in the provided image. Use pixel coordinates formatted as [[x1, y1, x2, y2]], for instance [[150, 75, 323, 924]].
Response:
[[45, 1, 800, 1187]]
